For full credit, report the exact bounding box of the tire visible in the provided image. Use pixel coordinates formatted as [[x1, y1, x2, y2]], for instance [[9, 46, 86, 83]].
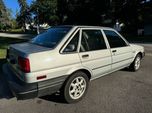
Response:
[[63, 71, 89, 103], [129, 54, 141, 71]]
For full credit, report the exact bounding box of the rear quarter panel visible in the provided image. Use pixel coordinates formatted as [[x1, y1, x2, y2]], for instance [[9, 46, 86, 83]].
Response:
[[25, 52, 82, 83]]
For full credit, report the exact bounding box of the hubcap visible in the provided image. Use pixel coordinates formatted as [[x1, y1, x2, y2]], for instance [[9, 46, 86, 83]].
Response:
[[135, 56, 141, 70], [69, 77, 86, 100]]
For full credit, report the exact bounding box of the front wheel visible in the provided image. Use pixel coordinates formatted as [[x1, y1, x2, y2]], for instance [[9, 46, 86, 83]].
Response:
[[129, 54, 141, 71], [63, 71, 89, 103]]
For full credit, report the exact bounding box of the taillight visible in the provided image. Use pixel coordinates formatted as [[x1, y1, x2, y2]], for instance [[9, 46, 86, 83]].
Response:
[[18, 56, 30, 73]]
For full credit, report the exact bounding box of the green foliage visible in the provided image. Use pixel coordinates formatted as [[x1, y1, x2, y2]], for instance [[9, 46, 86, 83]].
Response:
[[0, 0, 11, 30], [49, 15, 59, 25], [57, 0, 109, 25], [0, 23, 4, 30], [57, 0, 146, 34], [11, 19, 19, 29], [31, 0, 58, 25], [18, 0, 28, 12], [17, 0, 31, 30]]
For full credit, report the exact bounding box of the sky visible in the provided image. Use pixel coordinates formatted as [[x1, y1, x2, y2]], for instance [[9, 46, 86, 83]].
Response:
[[4, 0, 32, 18]]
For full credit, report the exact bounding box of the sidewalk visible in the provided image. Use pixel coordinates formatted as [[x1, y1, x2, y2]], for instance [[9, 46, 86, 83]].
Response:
[[0, 33, 35, 40]]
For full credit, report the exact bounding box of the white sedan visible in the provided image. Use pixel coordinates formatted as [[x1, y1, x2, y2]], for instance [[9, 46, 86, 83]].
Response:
[[3, 25, 145, 103]]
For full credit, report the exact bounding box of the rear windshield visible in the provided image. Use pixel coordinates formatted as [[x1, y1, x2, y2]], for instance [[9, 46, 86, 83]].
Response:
[[30, 27, 72, 48]]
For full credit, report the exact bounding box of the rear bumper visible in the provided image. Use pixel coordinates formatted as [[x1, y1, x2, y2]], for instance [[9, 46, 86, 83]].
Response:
[[2, 63, 67, 100]]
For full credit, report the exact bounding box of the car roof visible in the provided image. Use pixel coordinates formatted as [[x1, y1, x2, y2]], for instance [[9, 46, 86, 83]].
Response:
[[53, 25, 114, 30]]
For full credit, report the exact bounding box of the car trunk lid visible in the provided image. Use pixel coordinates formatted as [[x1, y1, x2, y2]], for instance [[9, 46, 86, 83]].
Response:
[[7, 42, 51, 80]]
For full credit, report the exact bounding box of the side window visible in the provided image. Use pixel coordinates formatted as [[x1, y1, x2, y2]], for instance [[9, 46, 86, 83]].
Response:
[[63, 31, 79, 53], [104, 30, 128, 48], [80, 30, 107, 52]]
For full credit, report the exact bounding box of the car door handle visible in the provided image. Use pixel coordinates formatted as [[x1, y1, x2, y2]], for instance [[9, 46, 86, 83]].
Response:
[[82, 54, 89, 58], [112, 50, 117, 53]]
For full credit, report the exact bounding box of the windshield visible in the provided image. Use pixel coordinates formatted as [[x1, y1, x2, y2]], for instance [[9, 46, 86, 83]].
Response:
[[31, 26, 72, 48]]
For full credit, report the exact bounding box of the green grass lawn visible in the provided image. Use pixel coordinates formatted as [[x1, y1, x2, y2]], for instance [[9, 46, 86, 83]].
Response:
[[0, 37, 27, 58], [0, 37, 27, 72], [0, 49, 6, 59]]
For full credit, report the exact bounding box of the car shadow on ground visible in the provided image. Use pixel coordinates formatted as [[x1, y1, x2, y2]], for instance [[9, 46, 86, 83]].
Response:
[[0, 58, 14, 99], [40, 92, 67, 104], [120, 67, 132, 72]]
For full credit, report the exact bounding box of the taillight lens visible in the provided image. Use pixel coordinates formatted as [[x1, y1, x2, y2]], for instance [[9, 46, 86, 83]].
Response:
[[18, 57, 30, 73]]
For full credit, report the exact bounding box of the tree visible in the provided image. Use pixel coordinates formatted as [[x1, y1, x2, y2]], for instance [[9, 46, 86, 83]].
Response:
[[57, 0, 109, 25], [0, 0, 11, 30], [143, 0, 152, 24], [57, 0, 147, 34], [29, 0, 148, 35], [110, 0, 145, 34], [17, 0, 31, 31], [30, 0, 59, 25]]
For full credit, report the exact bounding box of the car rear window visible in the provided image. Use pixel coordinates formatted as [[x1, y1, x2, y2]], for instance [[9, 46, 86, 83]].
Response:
[[31, 26, 72, 48]]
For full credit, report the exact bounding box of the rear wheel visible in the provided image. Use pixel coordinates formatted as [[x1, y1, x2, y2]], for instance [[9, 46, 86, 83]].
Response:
[[129, 54, 141, 71], [63, 71, 89, 103]]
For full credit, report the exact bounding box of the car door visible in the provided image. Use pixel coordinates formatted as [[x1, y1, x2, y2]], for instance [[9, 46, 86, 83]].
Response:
[[103, 29, 134, 70], [78, 28, 112, 79]]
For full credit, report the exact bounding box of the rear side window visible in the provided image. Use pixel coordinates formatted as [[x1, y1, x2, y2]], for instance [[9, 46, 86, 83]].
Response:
[[63, 31, 79, 53], [104, 30, 128, 48], [80, 30, 107, 52]]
